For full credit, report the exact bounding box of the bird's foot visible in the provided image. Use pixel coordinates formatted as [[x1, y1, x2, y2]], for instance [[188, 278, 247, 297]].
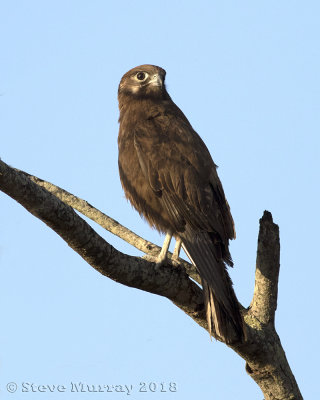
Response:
[[142, 254, 168, 269], [155, 253, 168, 267], [170, 257, 180, 267]]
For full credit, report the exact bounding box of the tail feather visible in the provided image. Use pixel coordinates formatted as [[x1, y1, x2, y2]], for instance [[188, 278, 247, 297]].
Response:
[[181, 228, 244, 343]]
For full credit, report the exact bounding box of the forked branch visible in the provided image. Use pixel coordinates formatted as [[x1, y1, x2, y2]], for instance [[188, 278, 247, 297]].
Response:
[[0, 159, 302, 399]]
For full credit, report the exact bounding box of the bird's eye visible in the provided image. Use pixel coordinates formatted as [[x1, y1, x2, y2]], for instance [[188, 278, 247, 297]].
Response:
[[136, 72, 147, 81]]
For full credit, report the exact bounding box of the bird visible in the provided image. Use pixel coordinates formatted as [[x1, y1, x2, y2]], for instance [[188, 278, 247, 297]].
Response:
[[117, 64, 244, 343]]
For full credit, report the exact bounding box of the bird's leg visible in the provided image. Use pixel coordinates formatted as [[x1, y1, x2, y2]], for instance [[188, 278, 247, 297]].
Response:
[[156, 232, 172, 266], [172, 238, 182, 265]]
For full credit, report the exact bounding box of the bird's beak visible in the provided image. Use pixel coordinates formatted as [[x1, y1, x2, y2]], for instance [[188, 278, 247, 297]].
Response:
[[148, 74, 162, 87]]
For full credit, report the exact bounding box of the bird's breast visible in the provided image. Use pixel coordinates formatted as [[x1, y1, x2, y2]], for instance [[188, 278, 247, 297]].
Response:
[[118, 124, 173, 233]]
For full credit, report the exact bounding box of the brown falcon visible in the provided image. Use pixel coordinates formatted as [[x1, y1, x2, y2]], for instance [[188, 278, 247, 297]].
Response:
[[117, 64, 244, 343]]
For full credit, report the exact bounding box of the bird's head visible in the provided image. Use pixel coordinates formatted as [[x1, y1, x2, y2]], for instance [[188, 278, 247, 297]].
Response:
[[118, 65, 167, 102]]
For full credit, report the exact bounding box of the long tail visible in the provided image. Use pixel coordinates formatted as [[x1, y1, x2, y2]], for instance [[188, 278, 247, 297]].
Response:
[[180, 227, 244, 344]]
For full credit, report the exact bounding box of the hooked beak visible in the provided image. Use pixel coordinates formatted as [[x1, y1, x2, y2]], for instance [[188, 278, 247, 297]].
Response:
[[148, 74, 162, 87]]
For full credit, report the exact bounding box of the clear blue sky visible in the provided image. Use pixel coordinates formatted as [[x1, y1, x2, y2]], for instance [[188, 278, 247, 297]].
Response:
[[1, 1, 319, 399]]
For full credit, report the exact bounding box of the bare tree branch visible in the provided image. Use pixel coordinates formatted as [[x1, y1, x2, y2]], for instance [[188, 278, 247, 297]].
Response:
[[250, 211, 280, 325], [0, 159, 303, 399], [0, 159, 205, 327], [232, 211, 302, 399], [16, 168, 201, 285]]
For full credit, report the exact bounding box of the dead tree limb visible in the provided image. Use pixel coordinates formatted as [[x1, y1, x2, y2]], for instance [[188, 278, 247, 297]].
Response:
[[0, 159, 303, 399]]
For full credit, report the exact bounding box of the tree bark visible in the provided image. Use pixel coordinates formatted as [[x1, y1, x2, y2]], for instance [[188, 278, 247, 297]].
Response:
[[0, 159, 303, 399]]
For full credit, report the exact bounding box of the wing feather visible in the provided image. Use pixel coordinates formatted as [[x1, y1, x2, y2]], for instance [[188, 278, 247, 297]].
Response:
[[134, 112, 234, 242]]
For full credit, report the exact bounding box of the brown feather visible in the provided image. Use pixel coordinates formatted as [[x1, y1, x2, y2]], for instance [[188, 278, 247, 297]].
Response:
[[118, 65, 244, 343]]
